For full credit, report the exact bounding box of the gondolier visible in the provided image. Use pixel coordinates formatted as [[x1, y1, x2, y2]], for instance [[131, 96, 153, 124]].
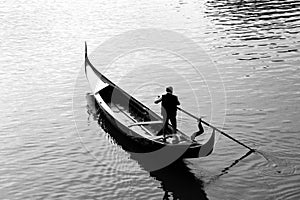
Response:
[[154, 86, 180, 137]]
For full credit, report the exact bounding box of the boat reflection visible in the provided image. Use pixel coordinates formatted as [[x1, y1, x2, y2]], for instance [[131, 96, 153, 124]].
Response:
[[148, 160, 208, 200], [86, 94, 208, 200], [86, 92, 99, 121]]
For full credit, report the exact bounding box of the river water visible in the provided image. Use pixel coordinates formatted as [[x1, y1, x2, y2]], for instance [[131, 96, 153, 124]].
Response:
[[1, 0, 300, 199]]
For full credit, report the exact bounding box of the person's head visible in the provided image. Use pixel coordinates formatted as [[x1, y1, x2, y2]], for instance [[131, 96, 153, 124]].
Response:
[[166, 86, 173, 94]]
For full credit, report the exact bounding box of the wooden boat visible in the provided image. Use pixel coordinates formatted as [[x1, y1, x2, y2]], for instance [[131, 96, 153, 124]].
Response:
[[84, 43, 215, 159]]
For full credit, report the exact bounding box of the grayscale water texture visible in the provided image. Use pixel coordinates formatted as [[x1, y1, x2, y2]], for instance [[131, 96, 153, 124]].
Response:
[[1, 0, 299, 199]]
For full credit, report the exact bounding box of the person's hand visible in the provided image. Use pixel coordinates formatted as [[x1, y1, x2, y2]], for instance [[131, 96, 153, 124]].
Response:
[[154, 95, 161, 104]]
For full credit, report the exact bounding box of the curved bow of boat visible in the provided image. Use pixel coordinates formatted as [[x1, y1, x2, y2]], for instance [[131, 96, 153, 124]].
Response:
[[197, 129, 215, 157]]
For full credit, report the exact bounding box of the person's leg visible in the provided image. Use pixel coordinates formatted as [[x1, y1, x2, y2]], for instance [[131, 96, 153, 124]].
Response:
[[170, 115, 177, 133], [162, 113, 169, 138], [166, 116, 171, 137]]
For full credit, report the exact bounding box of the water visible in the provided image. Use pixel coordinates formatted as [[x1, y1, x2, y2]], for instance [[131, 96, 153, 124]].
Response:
[[1, 0, 300, 199]]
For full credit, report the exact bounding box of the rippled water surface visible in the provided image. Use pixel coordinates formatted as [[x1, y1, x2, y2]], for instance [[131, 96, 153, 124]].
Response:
[[1, 0, 300, 199]]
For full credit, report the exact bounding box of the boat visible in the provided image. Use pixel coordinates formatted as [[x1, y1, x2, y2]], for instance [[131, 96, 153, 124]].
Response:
[[84, 42, 215, 160]]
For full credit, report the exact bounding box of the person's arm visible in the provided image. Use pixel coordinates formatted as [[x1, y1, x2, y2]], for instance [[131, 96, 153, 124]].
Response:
[[154, 96, 162, 104]]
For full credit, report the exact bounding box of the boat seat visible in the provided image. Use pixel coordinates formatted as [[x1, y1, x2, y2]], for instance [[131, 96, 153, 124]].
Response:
[[148, 134, 175, 141], [148, 135, 164, 140], [128, 120, 162, 127]]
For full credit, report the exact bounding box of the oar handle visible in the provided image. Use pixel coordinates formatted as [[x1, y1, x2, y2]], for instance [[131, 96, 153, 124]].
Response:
[[177, 107, 255, 152]]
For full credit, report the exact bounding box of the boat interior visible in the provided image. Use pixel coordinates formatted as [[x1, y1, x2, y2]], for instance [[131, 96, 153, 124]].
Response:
[[97, 84, 191, 144]]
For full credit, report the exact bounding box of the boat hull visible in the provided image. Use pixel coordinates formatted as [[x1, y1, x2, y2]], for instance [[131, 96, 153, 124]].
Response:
[[96, 100, 210, 160], [84, 42, 214, 160]]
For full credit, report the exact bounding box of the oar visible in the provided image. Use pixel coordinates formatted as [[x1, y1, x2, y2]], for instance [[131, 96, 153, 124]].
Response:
[[177, 107, 256, 152]]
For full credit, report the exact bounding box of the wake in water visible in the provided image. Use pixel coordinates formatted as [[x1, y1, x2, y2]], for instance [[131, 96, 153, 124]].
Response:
[[255, 150, 296, 177]]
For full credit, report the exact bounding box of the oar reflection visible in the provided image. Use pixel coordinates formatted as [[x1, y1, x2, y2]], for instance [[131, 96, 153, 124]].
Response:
[[217, 150, 253, 178]]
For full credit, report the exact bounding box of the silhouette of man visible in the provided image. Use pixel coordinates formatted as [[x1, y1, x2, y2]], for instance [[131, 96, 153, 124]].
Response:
[[155, 86, 180, 138]]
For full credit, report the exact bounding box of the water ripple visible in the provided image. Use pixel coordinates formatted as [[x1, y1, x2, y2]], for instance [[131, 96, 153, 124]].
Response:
[[205, 0, 300, 41], [1, 0, 300, 199]]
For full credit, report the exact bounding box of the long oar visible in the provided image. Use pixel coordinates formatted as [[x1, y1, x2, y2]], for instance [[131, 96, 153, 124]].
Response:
[[177, 107, 256, 152]]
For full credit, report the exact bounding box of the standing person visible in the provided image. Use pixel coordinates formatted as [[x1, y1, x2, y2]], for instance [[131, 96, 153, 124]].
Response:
[[154, 86, 180, 139]]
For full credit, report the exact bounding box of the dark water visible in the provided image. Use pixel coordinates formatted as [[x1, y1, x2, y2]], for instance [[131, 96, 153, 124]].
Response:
[[1, 0, 300, 199]]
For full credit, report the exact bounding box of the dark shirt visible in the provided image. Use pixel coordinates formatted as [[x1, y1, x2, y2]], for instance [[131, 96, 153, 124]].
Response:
[[161, 93, 180, 116]]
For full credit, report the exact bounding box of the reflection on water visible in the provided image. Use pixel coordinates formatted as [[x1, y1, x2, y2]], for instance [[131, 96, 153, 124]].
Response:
[[150, 161, 207, 200], [216, 150, 253, 178], [86, 92, 99, 121]]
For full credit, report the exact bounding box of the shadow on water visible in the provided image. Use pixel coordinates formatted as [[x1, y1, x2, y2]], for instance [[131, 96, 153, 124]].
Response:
[[205, 0, 300, 40], [86, 94, 208, 200]]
